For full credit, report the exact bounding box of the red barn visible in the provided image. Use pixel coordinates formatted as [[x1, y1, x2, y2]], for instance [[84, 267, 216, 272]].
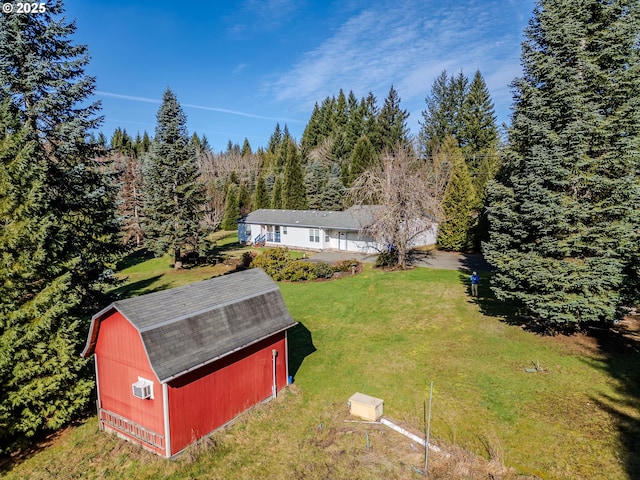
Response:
[[81, 268, 297, 458]]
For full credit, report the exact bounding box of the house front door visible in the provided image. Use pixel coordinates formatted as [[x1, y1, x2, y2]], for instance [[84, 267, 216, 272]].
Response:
[[338, 232, 346, 250]]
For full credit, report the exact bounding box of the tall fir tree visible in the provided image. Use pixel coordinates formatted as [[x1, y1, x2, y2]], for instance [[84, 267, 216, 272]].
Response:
[[281, 139, 308, 209], [419, 70, 470, 155], [241, 138, 252, 156], [143, 88, 206, 268], [378, 85, 410, 151], [437, 137, 478, 251], [305, 159, 327, 210], [221, 183, 240, 230], [484, 0, 640, 328], [0, 2, 120, 452], [460, 70, 498, 158], [271, 175, 283, 209], [348, 135, 377, 186], [253, 175, 270, 210]]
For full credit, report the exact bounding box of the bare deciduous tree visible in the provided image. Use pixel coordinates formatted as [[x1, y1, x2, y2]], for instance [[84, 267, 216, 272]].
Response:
[[196, 148, 262, 230], [349, 143, 450, 268]]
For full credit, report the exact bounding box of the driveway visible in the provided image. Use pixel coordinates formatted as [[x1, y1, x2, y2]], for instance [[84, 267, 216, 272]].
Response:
[[307, 250, 492, 272]]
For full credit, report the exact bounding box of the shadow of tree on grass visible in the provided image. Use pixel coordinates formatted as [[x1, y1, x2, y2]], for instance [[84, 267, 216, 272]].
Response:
[[107, 275, 166, 300], [589, 320, 640, 480], [457, 270, 640, 479]]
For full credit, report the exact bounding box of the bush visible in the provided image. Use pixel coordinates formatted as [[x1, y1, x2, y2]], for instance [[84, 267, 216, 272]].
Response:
[[334, 259, 359, 272], [313, 262, 335, 279], [240, 251, 256, 269], [281, 261, 317, 282], [376, 249, 398, 267], [250, 248, 291, 278]]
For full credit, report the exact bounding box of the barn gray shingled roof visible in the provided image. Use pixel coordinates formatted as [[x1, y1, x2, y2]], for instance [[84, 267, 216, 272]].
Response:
[[83, 268, 297, 382], [242, 205, 380, 231]]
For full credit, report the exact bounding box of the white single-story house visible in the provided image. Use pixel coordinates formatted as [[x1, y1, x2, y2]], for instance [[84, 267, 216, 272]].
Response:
[[238, 206, 438, 254]]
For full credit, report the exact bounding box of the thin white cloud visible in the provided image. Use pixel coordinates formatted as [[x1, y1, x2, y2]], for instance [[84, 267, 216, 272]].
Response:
[[96, 90, 302, 123], [271, 0, 532, 126]]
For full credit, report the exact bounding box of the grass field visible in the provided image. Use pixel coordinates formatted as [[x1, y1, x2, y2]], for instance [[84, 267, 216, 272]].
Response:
[[2, 248, 639, 479]]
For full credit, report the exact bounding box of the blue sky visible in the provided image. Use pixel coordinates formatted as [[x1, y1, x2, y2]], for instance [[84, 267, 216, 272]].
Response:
[[65, 0, 535, 152]]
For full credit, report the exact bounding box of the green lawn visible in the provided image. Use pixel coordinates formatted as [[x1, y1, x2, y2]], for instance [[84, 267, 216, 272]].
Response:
[[3, 257, 638, 479]]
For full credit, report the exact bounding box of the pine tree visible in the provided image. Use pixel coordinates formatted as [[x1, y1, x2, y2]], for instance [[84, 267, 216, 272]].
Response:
[[460, 70, 498, 158], [378, 85, 410, 151], [143, 88, 206, 268], [419, 70, 471, 155], [0, 2, 119, 451], [221, 183, 239, 230], [267, 123, 282, 155], [348, 135, 377, 186], [253, 175, 269, 209], [301, 102, 322, 157], [437, 137, 478, 251], [241, 138, 252, 156], [362, 92, 382, 153], [281, 139, 308, 209], [305, 159, 327, 210], [271, 175, 283, 209], [484, 0, 640, 328], [237, 182, 251, 216], [321, 166, 347, 210]]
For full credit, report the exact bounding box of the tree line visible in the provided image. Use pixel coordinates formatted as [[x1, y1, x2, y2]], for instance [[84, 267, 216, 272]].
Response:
[[1, 0, 638, 454]]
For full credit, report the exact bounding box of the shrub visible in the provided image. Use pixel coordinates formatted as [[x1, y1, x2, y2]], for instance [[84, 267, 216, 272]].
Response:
[[376, 249, 398, 267], [313, 262, 335, 279], [334, 259, 359, 272], [240, 251, 256, 269], [250, 248, 290, 278], [281, 261, 317, 282]]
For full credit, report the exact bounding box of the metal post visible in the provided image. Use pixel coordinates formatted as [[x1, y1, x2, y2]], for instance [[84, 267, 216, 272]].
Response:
[[425, 381, 433, 474]]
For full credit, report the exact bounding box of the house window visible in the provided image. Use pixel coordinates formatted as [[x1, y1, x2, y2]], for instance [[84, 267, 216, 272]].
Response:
[[283, 226, 287, 235], [309, 228, 320, 243], [132, 377, 154, 400]]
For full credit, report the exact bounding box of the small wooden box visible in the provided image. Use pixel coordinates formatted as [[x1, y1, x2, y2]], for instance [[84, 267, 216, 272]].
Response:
[[349, 392, 384, 421]]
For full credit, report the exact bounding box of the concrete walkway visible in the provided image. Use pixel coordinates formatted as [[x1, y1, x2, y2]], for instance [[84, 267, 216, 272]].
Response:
[[307, 249, 492, 272]]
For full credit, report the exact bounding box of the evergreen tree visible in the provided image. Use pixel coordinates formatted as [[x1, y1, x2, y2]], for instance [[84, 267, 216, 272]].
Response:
[[419, 70, 469, 155], [348, 135, 377, 186], [221, 183, 239, 230], [253, 175, 269, 209], [321, 166, 347, 210], [271, 175, 283, 209], [305, 159, 327, 210], [281, 139, 308, 209], [0, 2, 120, 451], [333, 89, 348, 132], [485, 0, 640, 328], [301, 102, 322, 157], [378, 85, 410, 151], [241, 138, 252, 156], [143, 88, 206, 268], [460, 70, 498, 158], [237, 182, 251, 216], [362, 92, 382, 152], [267, 123, 282, 155], [437, 137, 478, 251], [0, 100, 93, 453]]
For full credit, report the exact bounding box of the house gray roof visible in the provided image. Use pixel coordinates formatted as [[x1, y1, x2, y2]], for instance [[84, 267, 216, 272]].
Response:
[[242, 205, 379, 231], [82, 268, 297, 383]]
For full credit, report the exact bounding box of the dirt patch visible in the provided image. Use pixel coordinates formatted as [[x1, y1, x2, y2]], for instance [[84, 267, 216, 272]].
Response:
[[547, 316, 640, 358]]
